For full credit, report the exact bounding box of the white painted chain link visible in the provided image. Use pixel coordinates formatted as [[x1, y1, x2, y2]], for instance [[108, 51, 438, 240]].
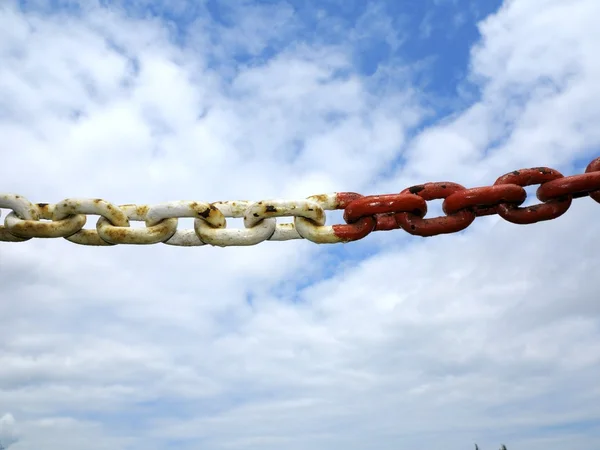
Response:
[[0, 193, 355, 247]]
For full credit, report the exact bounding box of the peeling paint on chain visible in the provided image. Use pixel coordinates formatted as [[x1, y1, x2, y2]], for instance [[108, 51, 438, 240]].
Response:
[[4, 203, 86, 239], [244, 199, 325, 229], [195, 201, 277, 247]]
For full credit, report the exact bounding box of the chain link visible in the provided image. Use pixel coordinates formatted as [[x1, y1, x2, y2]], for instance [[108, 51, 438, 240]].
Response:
[[146, 201, 226, 246], [396, 182, 477, 236], [492, 168, 572, 224], [2, 157, 599, 247], [4, 202, 87, 239], [586, 158, 600, 203]]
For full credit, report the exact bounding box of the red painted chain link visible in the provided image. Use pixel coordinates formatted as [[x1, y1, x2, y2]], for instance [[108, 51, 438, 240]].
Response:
[[443, 184, 527, 217], [338, 156, 600, 239], [587, 158, 600, 203], [396, 182, 476, 237], [329, 193, 379, 242], [537, 172, 600, 202], [343, 193, 427, 231], [493, 168, 571, 224]]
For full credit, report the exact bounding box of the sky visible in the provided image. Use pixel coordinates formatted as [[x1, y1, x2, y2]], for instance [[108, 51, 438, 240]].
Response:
[[1, 0, 600, 449]]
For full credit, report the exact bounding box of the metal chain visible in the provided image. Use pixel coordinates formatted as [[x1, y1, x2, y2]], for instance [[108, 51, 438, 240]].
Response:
[[2, 157, 599, 247]]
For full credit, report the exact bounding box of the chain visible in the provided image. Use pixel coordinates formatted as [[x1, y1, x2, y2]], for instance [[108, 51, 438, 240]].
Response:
[[2, 157, 599, 247]]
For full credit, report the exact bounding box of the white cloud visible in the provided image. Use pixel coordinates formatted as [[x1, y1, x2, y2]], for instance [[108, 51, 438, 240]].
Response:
[[378, 0, 600, 192], [1, 0, 600, 449], [0, 414, 18, 449]]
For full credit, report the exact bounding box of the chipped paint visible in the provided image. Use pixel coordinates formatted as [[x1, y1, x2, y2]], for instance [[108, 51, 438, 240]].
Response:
[[194, 201, 277, 247], [97, 204, 177, 245], [243, 199, 325, 229], [4, 202, 86, 239], [146, 201, 226, 247]]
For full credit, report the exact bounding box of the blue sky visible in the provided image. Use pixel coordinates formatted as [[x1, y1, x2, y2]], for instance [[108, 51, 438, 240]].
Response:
[[1, 0, 600, 449]]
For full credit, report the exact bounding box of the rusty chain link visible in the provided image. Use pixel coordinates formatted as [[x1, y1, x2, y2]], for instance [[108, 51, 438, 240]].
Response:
[[1, 157, 599, 247]]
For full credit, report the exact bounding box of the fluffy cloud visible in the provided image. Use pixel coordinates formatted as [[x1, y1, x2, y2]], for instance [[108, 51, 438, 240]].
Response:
[[1, 0, 599, 449]]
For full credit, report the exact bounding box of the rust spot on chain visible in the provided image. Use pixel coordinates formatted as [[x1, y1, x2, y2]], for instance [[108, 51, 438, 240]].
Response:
[[194, 203, 220, 219], [198, 209, 211, 218], [36, 203, 52, 216], [112, 228, 128, 242], [409, 185, 425, 195], [135, 204, 149, 217], [265, 205, 277, 213], [310, 194, 330, 204]]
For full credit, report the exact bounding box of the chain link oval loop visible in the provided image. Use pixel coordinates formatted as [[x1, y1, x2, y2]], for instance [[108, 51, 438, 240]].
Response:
[[395, 182, 476, 236], [194, 201, 277, 247], [0, 194, 38, 242], [244, 199, 329, 242], [244, 199, 325, 228], [294, 193, 376, 243], [146, 201, 226, 246], [97, 204, 178, 245], [536, 171, 600, 202], [442, 184, 527, 216], [4, 203, 87, 239], [586, 157, 600, 204], [493, 168, 571, 224], [52, 198, 130, 245], [343, 193, 428, 227]]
